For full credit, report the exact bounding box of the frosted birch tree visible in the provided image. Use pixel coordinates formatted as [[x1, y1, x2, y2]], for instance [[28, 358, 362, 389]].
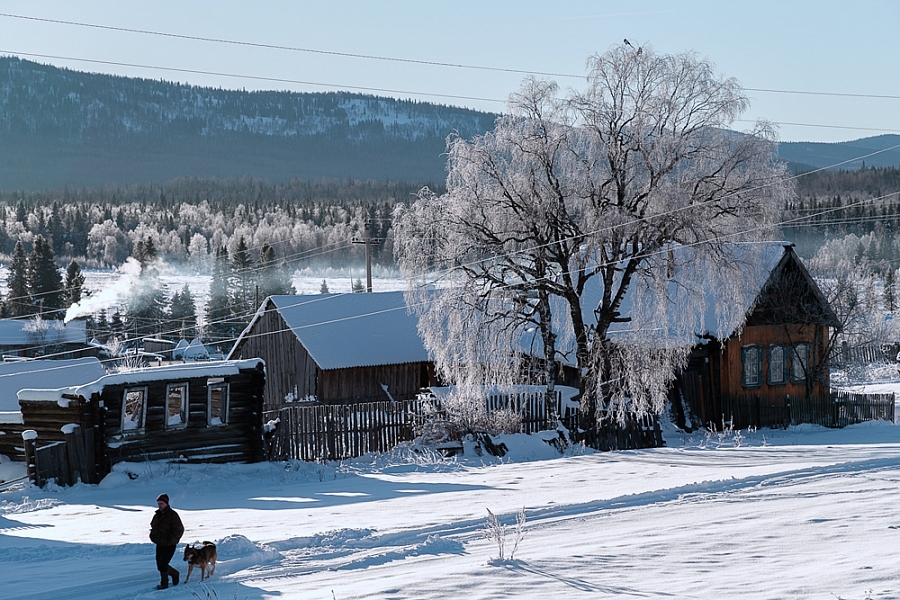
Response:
[[394, 44, 792, 423]]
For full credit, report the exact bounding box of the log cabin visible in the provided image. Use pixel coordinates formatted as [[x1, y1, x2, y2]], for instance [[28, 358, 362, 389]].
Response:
[[15, 359, 265, 481], [227, 292, 434, 410]]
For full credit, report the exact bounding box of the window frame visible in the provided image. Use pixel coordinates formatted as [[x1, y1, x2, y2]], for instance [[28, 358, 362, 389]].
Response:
[[207, 380, 230, 426], [767, 344, 788, 386], [741, 345, 762, 389], [790, 343, 811, 384], [165, 382, 189, 429], [121, 387, 148, 432]]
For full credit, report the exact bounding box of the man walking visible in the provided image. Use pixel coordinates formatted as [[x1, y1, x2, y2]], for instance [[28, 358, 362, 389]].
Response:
[[149, 493, 184, 589]]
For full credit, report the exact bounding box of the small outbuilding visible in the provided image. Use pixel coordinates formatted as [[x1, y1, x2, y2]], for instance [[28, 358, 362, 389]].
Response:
[[228, 293, 434, 410]]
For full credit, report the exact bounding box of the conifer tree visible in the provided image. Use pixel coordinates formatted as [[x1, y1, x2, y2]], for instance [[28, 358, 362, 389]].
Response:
[[64, 259, 85, 307], [125, 237, 168, 339], [26, 235, 64, 319], [231, 236, 256, 315], [169, 284, 198, 340], [7, 240, 30, 317], [258, 243, 295, 299], [206, 246, 235, 344]]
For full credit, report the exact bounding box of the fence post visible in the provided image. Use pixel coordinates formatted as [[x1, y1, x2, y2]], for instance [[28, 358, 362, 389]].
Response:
[[22, 430, 39, 487], [62, 424, 82, 486]]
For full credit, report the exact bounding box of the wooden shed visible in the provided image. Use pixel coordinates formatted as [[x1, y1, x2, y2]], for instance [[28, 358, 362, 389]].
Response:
[[16, 359, 266, 483], [228, 293, 434, 410]]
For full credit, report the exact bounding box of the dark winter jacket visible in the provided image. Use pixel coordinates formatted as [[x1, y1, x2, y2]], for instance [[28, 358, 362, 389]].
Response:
[[150, 506, 184, 547]]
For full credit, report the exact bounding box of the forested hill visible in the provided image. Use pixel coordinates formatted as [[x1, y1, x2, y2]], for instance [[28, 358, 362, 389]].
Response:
[[0, 56, 497, 190]]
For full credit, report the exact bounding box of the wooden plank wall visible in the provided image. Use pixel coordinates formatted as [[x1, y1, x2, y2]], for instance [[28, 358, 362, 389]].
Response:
[[230, 304, 317, 411], [319, 362, 429, 404]]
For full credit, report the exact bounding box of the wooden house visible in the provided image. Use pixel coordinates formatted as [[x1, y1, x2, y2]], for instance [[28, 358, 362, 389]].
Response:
[[228, 293, 434, 410], [549, 242, 838, 429], [15, 359, 265, 483], [672, 244, 839, 428]]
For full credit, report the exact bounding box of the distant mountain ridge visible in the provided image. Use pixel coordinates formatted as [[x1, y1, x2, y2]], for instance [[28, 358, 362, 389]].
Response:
[[0, 56, 897, 191], [0, 56, 497, 190], [777, 135, 900, 172]]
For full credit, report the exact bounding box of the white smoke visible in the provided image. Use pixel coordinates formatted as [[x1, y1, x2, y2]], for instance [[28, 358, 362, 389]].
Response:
[[64, 257, 143, 323]]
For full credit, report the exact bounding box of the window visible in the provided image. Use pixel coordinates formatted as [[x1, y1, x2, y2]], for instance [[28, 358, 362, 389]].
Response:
[[791, 343, 810, 383], [767, 345, 787, 385], [166, 383, 188, 428], [122, 388, 147, 431], [208, 380, 229, 426], [741, 345, 761, 388]]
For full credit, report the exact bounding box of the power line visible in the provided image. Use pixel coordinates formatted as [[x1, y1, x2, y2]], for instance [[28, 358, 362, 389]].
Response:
[[0, 50, 505, 105], [4, 12, 900, 103], [4, 49, 900, 136], [0, 12, 576, 80]]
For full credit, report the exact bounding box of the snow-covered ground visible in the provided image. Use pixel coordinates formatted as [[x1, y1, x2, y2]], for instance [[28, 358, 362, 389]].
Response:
[[1, 365, 899, 599]]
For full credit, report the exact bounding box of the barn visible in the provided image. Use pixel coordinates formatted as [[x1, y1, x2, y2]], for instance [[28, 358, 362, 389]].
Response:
[[16, 359, 266, 484], [228, 292, 434, 410]]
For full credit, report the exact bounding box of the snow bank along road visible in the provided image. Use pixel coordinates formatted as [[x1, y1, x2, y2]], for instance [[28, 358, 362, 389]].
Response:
[[2, 426, 900, 599]]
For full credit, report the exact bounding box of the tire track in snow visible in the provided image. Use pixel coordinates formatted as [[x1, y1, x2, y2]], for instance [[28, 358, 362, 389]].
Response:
[[230, 453, 900, 583]]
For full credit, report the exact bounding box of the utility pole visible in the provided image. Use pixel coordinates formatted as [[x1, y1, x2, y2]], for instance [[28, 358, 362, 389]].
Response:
[[351, 221, 383, 292]]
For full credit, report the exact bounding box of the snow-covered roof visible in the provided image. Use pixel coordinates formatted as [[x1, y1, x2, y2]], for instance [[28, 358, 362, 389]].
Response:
[[522, 242, 798, 364], [0, 319, 86, 346], [231, 292, 428, 370], [0, 357, 106, 412], [17, 358, 264, 404], [603, 242, 790, 343]]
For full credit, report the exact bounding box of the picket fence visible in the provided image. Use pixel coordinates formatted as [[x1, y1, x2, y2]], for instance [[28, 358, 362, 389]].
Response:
[[718, 391, 895, 430]]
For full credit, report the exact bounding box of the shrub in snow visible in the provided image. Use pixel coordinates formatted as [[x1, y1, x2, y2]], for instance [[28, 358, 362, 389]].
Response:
[[483, 506, 526, 562]]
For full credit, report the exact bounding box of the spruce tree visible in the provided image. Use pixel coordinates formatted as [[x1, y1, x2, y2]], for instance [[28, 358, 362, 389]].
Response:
[[7, 240, 30, 317], [206, 246, 235, 344], [258, 243, 295, 299], [169, 284, 198, 340], [26, 235, 64, 319], [64, 259, 85, 307], [231, 236, 256, 315], [125, 237, 168, 339]]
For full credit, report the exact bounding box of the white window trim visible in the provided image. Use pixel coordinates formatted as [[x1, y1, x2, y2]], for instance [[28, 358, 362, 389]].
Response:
[[208, 382, 230, 426], [121, 387, 148, 432], [165, 383, 189, 429]]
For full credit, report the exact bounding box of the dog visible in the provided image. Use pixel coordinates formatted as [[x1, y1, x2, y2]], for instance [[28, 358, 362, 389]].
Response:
[[183, 541, 217, 582]]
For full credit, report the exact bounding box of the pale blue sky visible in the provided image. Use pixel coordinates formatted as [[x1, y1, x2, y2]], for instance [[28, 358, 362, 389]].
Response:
[[1, 1, 897, 142]]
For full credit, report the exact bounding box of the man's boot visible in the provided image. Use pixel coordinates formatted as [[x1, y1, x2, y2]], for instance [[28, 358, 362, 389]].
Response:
[[168, 565, 180, 586], [156, 571, 168, 590]]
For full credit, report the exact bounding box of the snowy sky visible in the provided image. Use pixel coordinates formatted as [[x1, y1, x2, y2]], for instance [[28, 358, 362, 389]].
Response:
[[0, 0, 897, 143]]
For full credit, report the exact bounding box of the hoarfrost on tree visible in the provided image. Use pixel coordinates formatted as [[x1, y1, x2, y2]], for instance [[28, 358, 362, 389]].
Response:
[[394, 43, 793, 421]]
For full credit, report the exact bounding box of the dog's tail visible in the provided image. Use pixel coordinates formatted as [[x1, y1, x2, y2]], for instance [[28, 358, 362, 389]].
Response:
[[203, 540, 215, 546]]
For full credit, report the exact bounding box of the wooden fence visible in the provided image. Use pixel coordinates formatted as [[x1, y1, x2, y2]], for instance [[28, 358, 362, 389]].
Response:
[[264, 399, 426, 461], [22, 424, 98, 487], [830, 343, 897, 366], [264, 390, 664, 461], [718, 391, 895, 430]]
